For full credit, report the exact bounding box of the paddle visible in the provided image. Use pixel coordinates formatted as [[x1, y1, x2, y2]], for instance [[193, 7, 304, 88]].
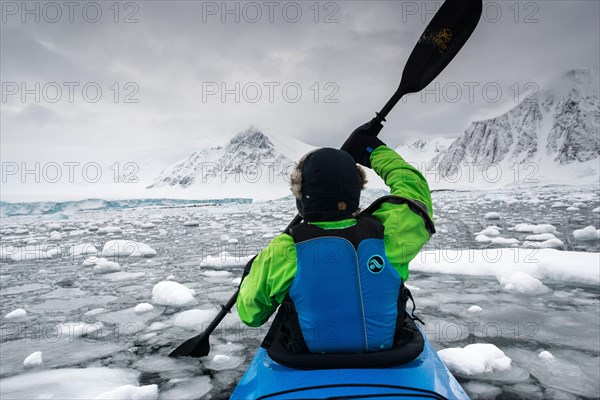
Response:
[[169, 0, 482, 358], [169, 216, 302, 358]]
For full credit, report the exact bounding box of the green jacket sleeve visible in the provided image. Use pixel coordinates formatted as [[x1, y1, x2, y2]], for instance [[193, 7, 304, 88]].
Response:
[[236, 233, 297, 327], [369, 146, 434, 281]]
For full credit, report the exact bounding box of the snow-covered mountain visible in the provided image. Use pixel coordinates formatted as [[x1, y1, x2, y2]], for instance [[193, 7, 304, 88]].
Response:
[[147, 126, 315, 200], [395, 137, 455, 168], [429, 69, 599, 187], [147, 69, 599, 198]]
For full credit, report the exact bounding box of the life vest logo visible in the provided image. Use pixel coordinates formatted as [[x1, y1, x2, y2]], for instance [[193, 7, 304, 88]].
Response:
[[367, 255, 385, 273]]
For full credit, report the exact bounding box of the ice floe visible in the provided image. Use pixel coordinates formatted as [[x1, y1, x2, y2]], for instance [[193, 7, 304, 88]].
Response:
[[151, 281, 196, 307], [438, 343, 511, 375]]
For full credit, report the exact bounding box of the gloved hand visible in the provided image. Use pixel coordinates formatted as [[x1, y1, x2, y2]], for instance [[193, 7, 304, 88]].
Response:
[[341, 118, 385, 168]]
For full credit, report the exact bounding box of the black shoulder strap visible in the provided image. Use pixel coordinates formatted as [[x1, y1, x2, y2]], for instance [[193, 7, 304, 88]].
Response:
[[361, 195, 436, 236]]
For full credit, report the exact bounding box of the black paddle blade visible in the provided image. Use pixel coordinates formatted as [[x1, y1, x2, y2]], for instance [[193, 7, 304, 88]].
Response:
[[169, 333, 210, 358], [378, 0, 482, 120], [400, 0, 482, 95]]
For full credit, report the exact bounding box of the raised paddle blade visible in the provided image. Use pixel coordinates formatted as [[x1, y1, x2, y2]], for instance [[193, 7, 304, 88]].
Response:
[[401, 0, 483, 94], [377, 0, 483, 120]]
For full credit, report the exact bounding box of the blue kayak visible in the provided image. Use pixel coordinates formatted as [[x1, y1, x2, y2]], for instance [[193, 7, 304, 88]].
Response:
[[230, 329, 469, 399]]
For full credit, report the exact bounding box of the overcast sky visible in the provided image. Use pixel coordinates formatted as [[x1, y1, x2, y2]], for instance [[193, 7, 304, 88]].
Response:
[[2, 0, 599, 179]]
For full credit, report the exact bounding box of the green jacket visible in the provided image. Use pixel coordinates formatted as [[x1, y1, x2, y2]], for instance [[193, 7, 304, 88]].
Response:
[[237, 146, 434, 327]]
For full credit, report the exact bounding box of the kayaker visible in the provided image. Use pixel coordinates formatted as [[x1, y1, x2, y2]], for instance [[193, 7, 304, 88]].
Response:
[[237, 118, 434, 354]]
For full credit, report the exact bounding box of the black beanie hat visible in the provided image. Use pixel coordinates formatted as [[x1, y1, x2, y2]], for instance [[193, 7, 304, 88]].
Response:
[[297, 148, 362, 221]]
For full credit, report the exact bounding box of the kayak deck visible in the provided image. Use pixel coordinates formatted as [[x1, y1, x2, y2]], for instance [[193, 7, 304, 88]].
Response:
[[231, 338, 469, 399]]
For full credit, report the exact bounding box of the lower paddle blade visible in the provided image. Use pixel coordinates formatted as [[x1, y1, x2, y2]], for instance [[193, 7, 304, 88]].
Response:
[[169, 334, 210, 358]]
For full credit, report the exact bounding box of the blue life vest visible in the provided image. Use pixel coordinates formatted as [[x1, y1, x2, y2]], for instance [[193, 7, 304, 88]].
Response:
[[288, 215, 402, 353]]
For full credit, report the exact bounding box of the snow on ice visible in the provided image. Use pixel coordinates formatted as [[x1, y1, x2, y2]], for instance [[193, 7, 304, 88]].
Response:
[[173, 309, 218, 329], [438, 343, 512, 375], [151, 281, 196, 307], [23, 351, 43, 367], [573, 226, 600, 240], [4, 308, 27, 319]]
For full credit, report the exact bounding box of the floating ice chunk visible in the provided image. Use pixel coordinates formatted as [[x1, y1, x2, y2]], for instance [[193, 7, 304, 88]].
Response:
[[413, 248, 597, 286], [182, 221, 199, 227], [244, 230, 254, 235], [231, 277, 242, 285], [5, 308, 27, 319], [498, 271, 549, 294], [140, 223, 156, 229], [463, 381, 502, 399], [102, 240, 157, 257], [477, 227, 500, 236], [159, 376, 212, 400], [201, 270, 232, 277], [95, 384, 158, 400], [532, 224, 557, 234], [0, 367, 141, 400], [491, 237, 519, 245], [88, 225, 99, 231], [572, 202, 586, 208], [55, 322, 103, 337], [525, 233, 556, 241], [83, 256, 104, 266], [4, 245, 61, 262], [504, 383, 543, 399], [49, 231, 63, 241], [93, 261, 122, 274], [151, 281, 196, 307], [514, 223, 536, 232], [262, 233, 275, 239], [592, 207, 600, 213], [538, 238, 564, 249], [467, 305, 482, 313], [220, 234, 230, 242], [98, 226, 123, 234], [550, 202, 568, 208], [85, 308, 106, 316], [166, 275, 175, 280], [474, 234, 491, 242], [573, 226, 600, 241], [47, 223, 62, 231], [538, 351, 554, 361], [228, 238, 239, 244], [199, 254, 248, 269], [134, 303, 154, 314], [566, 206, 579, 212], [173, 309, 217, 329], [23, 351, 43, 367], [484, 212, 500, 219], [69, 243, 98, 256], [438, 343, 511, 375], [204, 354, 244, 371]]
